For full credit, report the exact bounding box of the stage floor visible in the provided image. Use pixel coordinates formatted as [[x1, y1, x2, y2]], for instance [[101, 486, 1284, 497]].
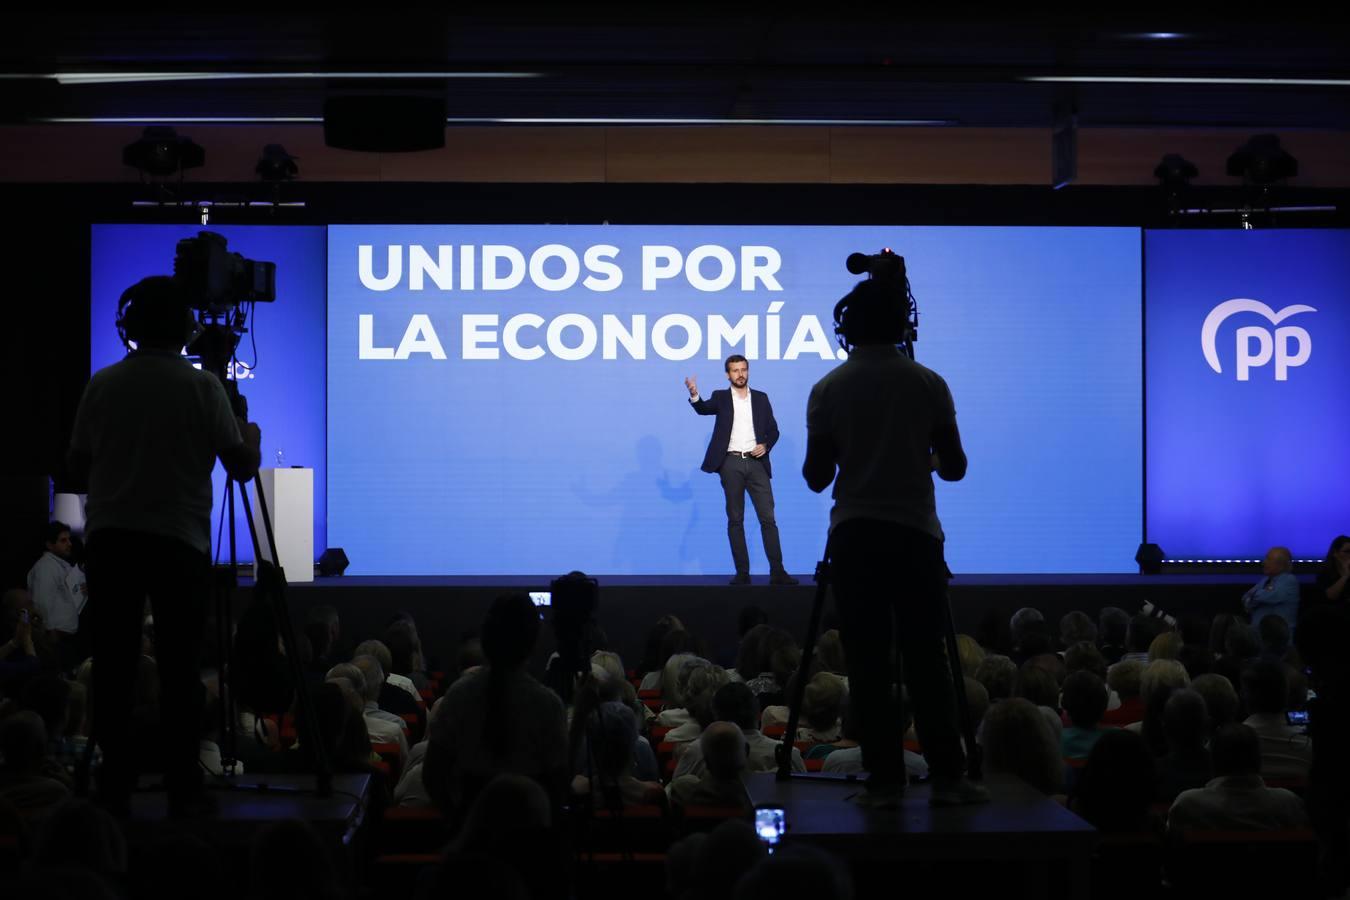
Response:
[[745, 771, 1096, 898]]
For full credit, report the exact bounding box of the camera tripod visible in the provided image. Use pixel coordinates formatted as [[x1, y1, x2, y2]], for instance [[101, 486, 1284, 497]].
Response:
[[198, 324, 332, 796], [773, 545, 981, 783]]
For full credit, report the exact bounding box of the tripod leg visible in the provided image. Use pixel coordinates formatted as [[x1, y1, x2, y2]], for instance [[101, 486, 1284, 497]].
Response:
[[939, 587, 981, 779], [237, 478, 333, 796], [777, 549, 831, 781]]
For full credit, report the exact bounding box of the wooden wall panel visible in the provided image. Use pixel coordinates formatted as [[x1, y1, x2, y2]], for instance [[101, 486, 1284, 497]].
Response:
[[2, 124, 1348, 188]]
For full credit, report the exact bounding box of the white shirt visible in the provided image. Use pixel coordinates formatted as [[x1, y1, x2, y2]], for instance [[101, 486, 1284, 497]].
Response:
[[27, 551, 87, 633], [387, 672, 421, 705], [70, 350, 244, 556], [673, 728, 804, 778], [806, 345, 956, 541], [1167, 774, 1308, 832], [727, 389, 757, 453]]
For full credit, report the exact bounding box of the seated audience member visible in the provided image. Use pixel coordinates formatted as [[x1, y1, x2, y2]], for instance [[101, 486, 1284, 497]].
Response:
[[1122, 615, 1163, 664], [1223, 622, 1262, 666], [1310, 534, 1350, 608], [974, 654, 1018, 703], [640, 627, 694, 694], [674, 682, 804, 778], [19, 675, 75, 786], [354, 639, 422, 731], [963, 676, 991, 737], [668, 721, 752, 812], [31, 797, 128, 885], [1241, 660, 1312, 780], [568, 670, 659, 782], [1295, 601, 1350, 896], [635, 616, 685, 690], [302, 605, 342, 679], [385, 620, 430, 692], [796, 672, 847, 744], [1061, 670, 1111, 760], [327, 661, 407, 758], [0, 711, 70, 820], [1064, 641, 1108, 681], [1015, 661, 1064, 744], [1130, 659, 1191, 756], [251, 818, 347, 900], [1069, 729, 1158, 833], [1103, 658, 1145, 725], [1176, 643, 1214, 680], [1208, 612, 1239, 657], [1257, 614, 1293, 664], [820, 697, 928, 782], [1243, 546, 1301, 636], [665, 664, 731, 754], [1011, 610, 1054, 664], [1097, 607, 1130, 665], [656, 655, 712, 727], [734, 843, 853, 900], [1147, 631, 1183, 663], [433, 773, 560, 900], [1190, 673, 1240, 736], [1155, 689, 1213, 802], [590, 649, 647, 725], [814, 629, 848, 679], [1168, 724, 1308, 833], [0, 590, 42, 693], [1059, 611, 1098, 652], [979, 697, 1063, 796], [759, 670, 847, 742], [674, 819, 766, 900], [739, 628, 797, 704], [571, 701, 665, 808], [353, 653, 411, 734], [423, 594, 569, 816]]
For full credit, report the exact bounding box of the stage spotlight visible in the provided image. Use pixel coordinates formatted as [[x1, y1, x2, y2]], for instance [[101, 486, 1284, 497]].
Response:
[[1135, 543, 1165, 576], [122, 126, 205, 178], [1153, 153, 1198, 189], [256, 144, 299, 182], [1226, 134, 1297, 185], [318, 548, 349, 577]]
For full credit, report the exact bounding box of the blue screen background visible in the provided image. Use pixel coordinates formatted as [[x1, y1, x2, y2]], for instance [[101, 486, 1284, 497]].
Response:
[[327, 225, 1142, 575], [1145, 230, 1350, 559]]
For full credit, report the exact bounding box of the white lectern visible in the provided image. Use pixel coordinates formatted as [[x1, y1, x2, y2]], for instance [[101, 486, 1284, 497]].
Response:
[[53, 493, 87, 535], [252, 468, 314, 584]]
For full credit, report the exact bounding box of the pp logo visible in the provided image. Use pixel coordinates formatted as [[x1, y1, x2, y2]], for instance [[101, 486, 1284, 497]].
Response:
[[1200, 298, 1316, 381]]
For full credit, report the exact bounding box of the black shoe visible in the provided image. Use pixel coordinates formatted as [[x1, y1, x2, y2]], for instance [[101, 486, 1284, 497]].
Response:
[[729, 573, 751, 585], [769, 572, 799, 585]]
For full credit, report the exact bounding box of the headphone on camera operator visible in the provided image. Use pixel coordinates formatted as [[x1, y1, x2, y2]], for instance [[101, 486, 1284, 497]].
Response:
[[832, 250, 916, 353], [115, 275, 201, 353]]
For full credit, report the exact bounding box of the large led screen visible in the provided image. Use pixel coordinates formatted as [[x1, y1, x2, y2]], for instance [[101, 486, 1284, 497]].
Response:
[[328, 226, 1142, 575]]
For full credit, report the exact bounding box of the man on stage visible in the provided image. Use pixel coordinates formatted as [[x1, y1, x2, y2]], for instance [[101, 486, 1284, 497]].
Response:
[[686, 355, 798, 586]]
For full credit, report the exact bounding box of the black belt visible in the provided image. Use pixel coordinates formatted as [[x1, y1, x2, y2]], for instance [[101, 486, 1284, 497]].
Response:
[[727, 451, 757, 458]]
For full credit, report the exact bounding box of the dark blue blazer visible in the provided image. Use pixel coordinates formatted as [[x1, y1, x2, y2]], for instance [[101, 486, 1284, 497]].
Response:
[[690, 388, 780, 477]]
